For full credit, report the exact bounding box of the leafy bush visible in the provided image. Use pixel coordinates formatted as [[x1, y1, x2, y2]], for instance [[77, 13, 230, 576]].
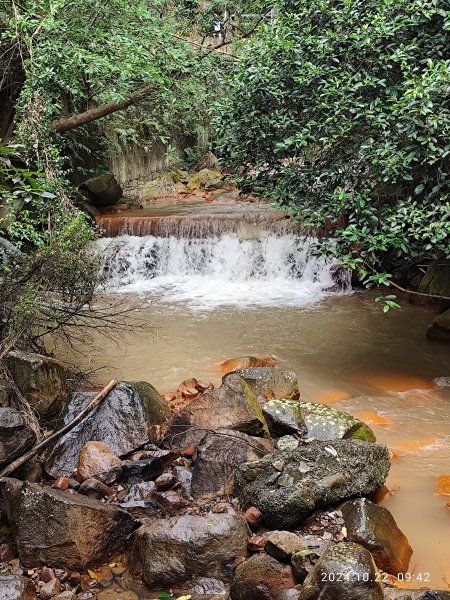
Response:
[[215, 0, 450, 286]]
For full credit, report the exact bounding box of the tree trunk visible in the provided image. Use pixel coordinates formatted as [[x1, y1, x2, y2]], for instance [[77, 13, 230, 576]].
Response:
[[50, 84, 156, 134]]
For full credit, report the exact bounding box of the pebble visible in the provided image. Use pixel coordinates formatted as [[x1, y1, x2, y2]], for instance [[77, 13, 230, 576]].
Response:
[[39, 577, 61, 599], [53, 476, 70, 491]]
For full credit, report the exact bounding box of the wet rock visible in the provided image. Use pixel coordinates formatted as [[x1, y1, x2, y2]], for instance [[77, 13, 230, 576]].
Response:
[[173, 465, 193, 500], [230, 553, 296, 600], [0, 575, 37, 599], [0, 407, 36, 464], [175, 576, 229, 597], [427, 309, 450, 342], [5, 351, 67, 418], [236, 439, 390, 529], [151, 490, 190, 513], [99, 450, 177, 485], [418, 258, 450, 311], [53, 476, 70, 491], [340, 497, 412, 574], [121, 481, 156, 502], [265, 531, 307, 562], [225, 368, 300, 401], [0, 380, 13, 407], [299, 542, 384, 600], [166, 373, 269, 440], [244, 507, 262, 529], [263, 400, 375, 441], [78, 478, 113, 499], [219, 355, 279, 376], [130, 514, 249, 587], [44, 381, 170, 477], [0, 478, 135, 570], [191, 429, 270, 499], [39, 578, 61, 599], [54, 593, 76, 600], [81, 174, 123, 207], [76, 441, 122, 482], [155, 472, 176, 490], [385, 592, 450, 600]]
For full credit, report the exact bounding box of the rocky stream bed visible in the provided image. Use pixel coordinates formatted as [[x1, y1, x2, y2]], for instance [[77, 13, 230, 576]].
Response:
[[0, 351, 449, 600]]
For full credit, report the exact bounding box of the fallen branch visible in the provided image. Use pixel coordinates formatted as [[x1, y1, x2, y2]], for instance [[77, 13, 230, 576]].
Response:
[[388, 280, 450, 302], [0, 379, 117, 478]]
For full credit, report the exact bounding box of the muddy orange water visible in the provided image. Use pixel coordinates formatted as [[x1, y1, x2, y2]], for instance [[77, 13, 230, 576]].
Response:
[[55, 292, 450, 589]]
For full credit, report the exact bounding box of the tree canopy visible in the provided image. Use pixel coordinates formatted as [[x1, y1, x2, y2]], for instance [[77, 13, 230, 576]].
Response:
[[215, 0, 450, 287]]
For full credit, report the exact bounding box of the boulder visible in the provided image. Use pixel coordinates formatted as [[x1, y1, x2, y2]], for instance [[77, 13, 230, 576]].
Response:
[[236, 439, 391, 529], [0, 478, 136, 569], [265, 531, 307, 562], [290, 535, 333, 582], [219, 355, 279, 376], [418, 259, 450, 311], [191, 429, 270, 499], [0, 407, 36, 464], [76, 441, 122, 482], [340, 497, 412, 574], [298, 542, 384, 600], [427, 309, 450, 342], [224, 368, 300, 401], [187, 168, 223, 190], [0, 380, 13, 407], [385, 592, 450, 600], [262, 400, 375, 442], [44, 381, 170, 477], [130, 514, 249, 587], [5, 351, 67, 417], [0, 575, 37, 600], [230, 553, 296, 600], [165, 373, 269, 440], [81, 173, 123, 207]]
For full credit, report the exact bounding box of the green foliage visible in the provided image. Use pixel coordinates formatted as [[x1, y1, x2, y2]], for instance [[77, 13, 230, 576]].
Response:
[[0, 142, 104, 352], [215, 0, 450, 282]]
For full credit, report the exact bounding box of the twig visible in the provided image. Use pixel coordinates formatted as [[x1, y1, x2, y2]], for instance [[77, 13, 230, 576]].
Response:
[[388, 280, 450, 302], [0, 379, 117, 478]]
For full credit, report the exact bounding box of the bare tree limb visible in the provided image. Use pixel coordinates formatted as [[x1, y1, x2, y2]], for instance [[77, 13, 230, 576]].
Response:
[[50, 84, 156, 133], [0, 379, 117, 478], [389, 279, 450, 302]]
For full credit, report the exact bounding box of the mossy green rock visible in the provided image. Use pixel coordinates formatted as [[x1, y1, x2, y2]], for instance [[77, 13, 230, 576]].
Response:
[[5, 350, 67, 417], [263, 399, 375, 442], [418, 259, 450, 310]]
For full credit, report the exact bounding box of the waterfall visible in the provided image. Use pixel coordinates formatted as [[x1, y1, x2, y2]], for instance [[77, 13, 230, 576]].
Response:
[[95, 232, 351, 310]]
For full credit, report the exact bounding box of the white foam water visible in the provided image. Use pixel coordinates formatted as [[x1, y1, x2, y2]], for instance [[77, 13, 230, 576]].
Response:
[[95, 233, 351, 310]]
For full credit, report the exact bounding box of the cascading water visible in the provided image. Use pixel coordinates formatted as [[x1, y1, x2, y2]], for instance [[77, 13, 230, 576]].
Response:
[[95, 231, 351, 309]]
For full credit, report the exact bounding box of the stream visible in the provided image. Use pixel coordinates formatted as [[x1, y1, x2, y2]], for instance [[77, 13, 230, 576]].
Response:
[[57, 199, 450, 590]]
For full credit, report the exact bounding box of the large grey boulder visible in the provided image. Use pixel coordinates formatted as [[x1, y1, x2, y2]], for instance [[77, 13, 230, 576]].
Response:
[[340, 497, 412, 574], [44, 381, 170, 477], [263, 400, 375, 441], [130, 514, 249, 587], [191, 429, 270, 499], [224, 368, 300, 401], [298, 542, 384, 600], [5, 351, 67, 418], [236, 439, 391, 529], [0, 575, 37, 600], [0, 478, 136, 570], [81, 173, 123, 207], [165, 373, 269, 441], [0, 407, 36, 465]]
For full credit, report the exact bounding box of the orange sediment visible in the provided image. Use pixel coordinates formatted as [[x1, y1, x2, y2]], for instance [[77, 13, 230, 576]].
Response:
[[348, 374, 436, 393], [355, 410, 393, 426], [390, 437, 438, 455], [314, 389, 352, 404], [436, 475, 450, 496]]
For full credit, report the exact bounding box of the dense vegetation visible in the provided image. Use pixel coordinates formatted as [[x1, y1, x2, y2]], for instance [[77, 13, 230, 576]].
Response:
[[215, 0, 450, 290]]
